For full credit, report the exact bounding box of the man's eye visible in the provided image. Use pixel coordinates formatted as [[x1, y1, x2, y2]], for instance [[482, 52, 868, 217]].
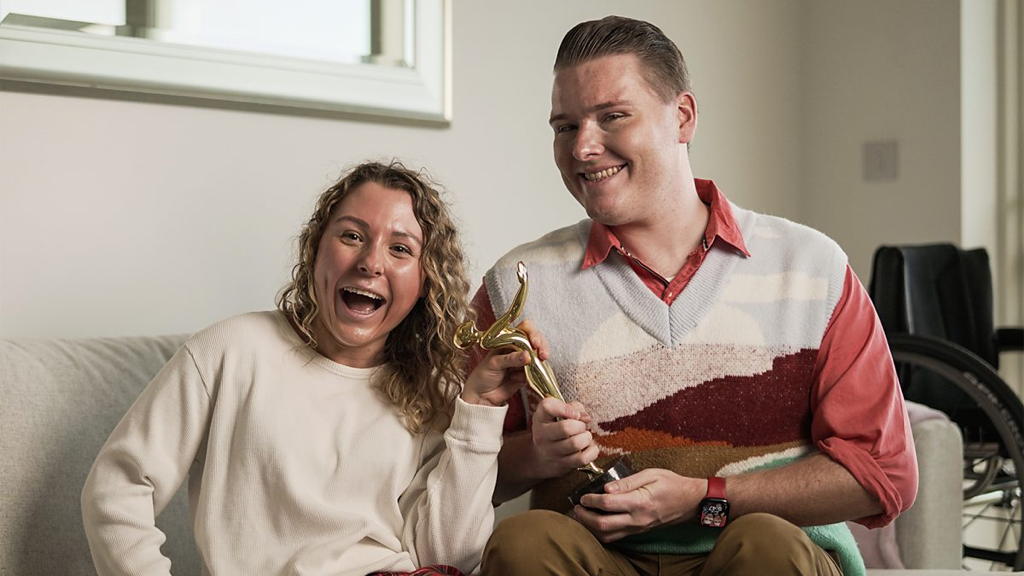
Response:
[[604, 112, 625, 122], [555, 124, 576, 134]]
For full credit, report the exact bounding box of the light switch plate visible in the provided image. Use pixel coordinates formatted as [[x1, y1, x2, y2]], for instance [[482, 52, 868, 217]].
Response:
[[863, 140, 899, 181]]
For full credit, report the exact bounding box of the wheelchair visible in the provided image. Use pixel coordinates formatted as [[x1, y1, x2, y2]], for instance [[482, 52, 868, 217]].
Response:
[[870, 244, 1024, 571]]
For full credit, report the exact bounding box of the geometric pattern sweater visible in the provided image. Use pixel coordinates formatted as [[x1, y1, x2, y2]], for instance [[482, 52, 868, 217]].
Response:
[[484, 206, 865, 576]]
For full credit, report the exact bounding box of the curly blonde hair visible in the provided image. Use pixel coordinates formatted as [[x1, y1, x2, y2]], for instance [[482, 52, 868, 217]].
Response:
[[277, 161, 471, 433]]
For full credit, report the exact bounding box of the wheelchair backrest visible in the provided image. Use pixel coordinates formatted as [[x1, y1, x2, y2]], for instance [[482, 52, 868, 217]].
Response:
[[869, 243, 997, 367]]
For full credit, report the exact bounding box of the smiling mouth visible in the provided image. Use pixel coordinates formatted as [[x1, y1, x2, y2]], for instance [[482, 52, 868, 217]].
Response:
[[582, 165, 625, 182], [341, 287, 385, 315]]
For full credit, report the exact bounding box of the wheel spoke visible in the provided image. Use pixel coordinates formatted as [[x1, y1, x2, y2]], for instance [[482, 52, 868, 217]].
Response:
[[964, 502, 996, 529], [1012, 496, 1022, 568], [999, 509, 1015, 553], [963, 513, 1021, 524]]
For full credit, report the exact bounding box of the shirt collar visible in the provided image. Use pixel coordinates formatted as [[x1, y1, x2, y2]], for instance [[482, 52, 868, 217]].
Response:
[[581, 178, 750, 270]]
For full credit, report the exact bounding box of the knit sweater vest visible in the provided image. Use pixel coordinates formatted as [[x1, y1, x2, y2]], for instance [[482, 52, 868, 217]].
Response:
[[484, 206, 866, 576]]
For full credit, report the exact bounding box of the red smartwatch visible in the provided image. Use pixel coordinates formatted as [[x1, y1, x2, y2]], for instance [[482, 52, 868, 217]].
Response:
[[699, 476, 729, 528]]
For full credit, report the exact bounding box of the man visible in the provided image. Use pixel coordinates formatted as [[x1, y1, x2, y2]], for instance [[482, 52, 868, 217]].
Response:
[[472, 15, 917, 576]]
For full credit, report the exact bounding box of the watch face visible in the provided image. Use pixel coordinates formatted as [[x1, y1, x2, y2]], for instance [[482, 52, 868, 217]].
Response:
[[700, 498, 729, 528]]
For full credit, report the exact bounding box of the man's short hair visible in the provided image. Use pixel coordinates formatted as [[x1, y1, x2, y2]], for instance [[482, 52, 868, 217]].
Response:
[[554, 15, 693, 104]]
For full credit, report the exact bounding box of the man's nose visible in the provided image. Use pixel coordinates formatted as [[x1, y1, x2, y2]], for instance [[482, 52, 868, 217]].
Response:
[[572, 123, 603, 161]]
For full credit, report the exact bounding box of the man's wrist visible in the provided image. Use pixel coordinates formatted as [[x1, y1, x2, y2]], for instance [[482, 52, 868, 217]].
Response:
[[699, 476, 730, 528], [516, 432, 566, 481], [495, 432, 549, 501]]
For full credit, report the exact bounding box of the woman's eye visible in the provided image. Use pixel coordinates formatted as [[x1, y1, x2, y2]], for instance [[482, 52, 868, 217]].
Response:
[[604, 112, 625, 122], [391, 245, 412, 255], [341, 232, 361, 242]]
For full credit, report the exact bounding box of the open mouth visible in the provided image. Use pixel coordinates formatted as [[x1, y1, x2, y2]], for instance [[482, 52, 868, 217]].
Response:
[[582, 164, 625, 182], [341, 287, 386, 315]]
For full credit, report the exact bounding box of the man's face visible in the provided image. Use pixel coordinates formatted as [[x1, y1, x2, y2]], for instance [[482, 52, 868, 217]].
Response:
[[550, 53, 695, 227]]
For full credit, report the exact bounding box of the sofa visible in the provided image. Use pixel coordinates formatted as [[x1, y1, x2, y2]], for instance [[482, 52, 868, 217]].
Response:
[[0, 334, 998, 575]]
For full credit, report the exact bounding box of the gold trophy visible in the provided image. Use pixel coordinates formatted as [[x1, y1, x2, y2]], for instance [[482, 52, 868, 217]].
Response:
[[455, 261, 634, 507]]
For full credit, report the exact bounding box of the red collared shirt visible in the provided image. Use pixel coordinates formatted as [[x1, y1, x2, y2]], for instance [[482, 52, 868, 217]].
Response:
[[581, 179, 750, 306]]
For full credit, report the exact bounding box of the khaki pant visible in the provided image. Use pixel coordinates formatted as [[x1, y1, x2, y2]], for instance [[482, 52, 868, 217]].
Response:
[[481, 510, 843, 576]]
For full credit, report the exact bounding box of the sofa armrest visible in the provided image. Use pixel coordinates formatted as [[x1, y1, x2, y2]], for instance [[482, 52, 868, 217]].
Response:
[[895, 417, 963, 569]]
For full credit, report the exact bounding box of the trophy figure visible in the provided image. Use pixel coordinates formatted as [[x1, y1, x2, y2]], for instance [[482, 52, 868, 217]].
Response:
[[454, 261, 634, 508]]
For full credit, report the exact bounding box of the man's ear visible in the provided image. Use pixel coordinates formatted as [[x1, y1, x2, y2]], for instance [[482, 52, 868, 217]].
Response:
[[677, 91, 697, 144]]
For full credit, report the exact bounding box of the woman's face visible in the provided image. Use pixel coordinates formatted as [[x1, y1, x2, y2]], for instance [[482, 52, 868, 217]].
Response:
[[311, 182, 426, 367]]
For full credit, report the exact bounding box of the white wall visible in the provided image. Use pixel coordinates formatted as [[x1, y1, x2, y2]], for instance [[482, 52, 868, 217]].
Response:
[[0, 1, 803, 338], [799, 0, 963, 278], [961, 0, 999, 260]]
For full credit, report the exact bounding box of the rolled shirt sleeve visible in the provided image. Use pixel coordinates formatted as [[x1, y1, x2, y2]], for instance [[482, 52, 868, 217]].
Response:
[[811, 264, 918, 528]]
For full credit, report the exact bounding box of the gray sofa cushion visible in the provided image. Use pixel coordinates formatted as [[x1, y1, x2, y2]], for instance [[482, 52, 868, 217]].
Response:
[[0, 335, 200, 576], [896, 417, 963, 569]]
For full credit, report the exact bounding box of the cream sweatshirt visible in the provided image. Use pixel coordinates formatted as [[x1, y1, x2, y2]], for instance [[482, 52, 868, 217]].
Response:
[[82, 311, 506, 576]]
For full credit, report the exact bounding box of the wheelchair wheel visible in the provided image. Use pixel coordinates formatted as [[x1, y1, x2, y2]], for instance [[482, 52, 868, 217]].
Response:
[[888, 334, 1024, 571], [888, 332, 1024, 569]]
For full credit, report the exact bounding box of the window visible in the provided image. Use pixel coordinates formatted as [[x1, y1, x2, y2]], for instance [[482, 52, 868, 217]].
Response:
[[0, 0, 449, 123]]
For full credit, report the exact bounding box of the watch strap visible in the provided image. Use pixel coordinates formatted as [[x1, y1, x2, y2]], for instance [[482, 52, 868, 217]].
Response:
[[706, 476, 726, 499]]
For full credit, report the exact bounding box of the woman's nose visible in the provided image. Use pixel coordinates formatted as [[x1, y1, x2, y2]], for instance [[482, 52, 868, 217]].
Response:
[[357, 247, 384, 276]]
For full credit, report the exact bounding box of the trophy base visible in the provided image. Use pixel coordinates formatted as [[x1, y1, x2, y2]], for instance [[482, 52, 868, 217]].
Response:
[[568, 456, 636, 509]]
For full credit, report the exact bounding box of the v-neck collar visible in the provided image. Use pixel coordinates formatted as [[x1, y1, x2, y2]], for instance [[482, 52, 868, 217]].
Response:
[[575, 207, 753, 347]]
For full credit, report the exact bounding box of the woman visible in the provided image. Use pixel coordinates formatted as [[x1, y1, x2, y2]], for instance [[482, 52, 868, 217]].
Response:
[[82, 161, 540, 576]]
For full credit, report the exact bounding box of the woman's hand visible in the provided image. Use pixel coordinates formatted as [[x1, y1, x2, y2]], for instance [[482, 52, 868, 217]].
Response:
[[461, 320, 549, 407]]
